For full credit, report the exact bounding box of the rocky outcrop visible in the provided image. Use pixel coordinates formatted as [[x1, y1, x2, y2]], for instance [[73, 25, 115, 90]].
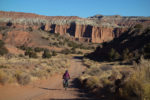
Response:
[[0, 11, 150, 43]]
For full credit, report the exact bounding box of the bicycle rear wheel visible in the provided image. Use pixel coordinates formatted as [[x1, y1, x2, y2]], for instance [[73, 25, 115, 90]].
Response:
[[63, 80, 69, 90]]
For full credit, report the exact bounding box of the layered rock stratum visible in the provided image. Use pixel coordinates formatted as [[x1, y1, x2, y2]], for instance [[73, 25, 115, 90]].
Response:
[[0, 11, 150, 43]]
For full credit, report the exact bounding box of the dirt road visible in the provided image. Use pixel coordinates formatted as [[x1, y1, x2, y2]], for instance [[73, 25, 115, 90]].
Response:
[[0, 56, 97, 100]]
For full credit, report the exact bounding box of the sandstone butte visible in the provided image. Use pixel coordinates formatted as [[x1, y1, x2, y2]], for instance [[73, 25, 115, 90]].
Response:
[[0, 11, 150, 43]]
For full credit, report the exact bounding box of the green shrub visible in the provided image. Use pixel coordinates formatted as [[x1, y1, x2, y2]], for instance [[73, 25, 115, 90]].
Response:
[[58, 41, 65, 46], [71, 47, 76, 54], [52, 51, 57, 56], [34, 47, 44, 52], [42, 49, 51, 58], [29, 52, 37, 58], [18, 45, 26, 50], [108, 48, 120, 61], [61, 49, 72, 55], [19, 54, 24, 57], [0, 40, 8, 56], [134, 24, 143, 29], [25, 49, 37, 58], [67, 41, 78, 48], [0, 40, 4, 47], [122, 48, 130, 60], [26, 27, 33, 31], [0, 26, 7, 31], [0, 47, 8, 56], [77, 51, 83, 54]]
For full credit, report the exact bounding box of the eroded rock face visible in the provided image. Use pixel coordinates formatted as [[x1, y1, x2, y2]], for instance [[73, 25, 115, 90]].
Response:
[[4, 30, 31, 46], [0, 11, 150, 43]]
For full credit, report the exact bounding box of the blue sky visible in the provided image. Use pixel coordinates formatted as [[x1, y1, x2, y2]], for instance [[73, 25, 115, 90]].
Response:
[[0, 0, 150, 18]]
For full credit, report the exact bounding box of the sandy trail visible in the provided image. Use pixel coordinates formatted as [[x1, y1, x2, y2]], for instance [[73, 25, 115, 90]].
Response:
[[0, 56, 96, 100]]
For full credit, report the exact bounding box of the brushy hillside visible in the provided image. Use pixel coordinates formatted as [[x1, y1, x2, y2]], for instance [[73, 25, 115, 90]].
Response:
[[86, 25, 150, 62], [79, 57, 150, 100]]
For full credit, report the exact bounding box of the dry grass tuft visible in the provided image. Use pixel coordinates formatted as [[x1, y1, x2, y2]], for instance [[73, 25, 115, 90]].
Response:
[[0, 70, 9, 85]]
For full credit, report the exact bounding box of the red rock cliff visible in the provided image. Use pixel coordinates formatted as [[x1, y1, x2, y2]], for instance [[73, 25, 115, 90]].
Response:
[[0, 11, 150, 43]]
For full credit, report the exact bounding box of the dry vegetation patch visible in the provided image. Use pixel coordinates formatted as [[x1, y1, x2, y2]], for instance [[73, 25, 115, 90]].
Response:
[[0, 54, 70, 85], [79, 58, 133, 99], [79, 57, 150, 100]]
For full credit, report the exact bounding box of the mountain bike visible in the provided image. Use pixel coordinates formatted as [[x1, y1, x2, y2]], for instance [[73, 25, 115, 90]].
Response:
[[63, 79, 69, 90]]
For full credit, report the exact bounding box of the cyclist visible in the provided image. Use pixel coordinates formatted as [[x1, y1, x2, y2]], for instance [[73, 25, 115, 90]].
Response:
[[63, 70, 70, 90]]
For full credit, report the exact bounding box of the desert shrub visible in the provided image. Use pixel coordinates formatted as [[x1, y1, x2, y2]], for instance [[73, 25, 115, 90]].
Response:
[[117, 58, 150, 100], [29, 52, 37, 58], [25, 51, 37, 58], [134, 24, 143, 29], [52, 51, 57, 56], [34, 47, 44, 52], [86, 67, 102, 76], [25, 48, 37, 58], [42, 49, 51, 58], [77, 51, 83, 54], [58, 41, 65, 46], [19, 54, 24, 57], [0, 70, 9, 85], [0, 65, 8, 68], [26, 27, 33, 31], [122, 48, 130, 60], [41, 36, 49, 40], [0, 40, 4, 47], [18, 45, 26, 50], [117, 78, 143, 100], [144, 43, 150, 59], [71, 47, 76, 54], [0, 40, 8, 56], [61, 48, 72, 54], [52, 42, 59, 47], [108, 48, 120, 61], [15, 72, 31, 85], [84, 76, 101, 90], [54, 33, 59, 37], [101, 78, 112, 86], [67, 41, 78, 48], [0, 47, 8, 56], [19, 45, 33, 51], [0, 26, 7, 31]]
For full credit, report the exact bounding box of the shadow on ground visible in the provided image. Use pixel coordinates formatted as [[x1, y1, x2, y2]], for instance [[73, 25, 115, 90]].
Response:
[[39, 87, 62, 91], [50, 99, 98, 100], [69, 78, 100, 100], [73, 56, 83, 60]]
